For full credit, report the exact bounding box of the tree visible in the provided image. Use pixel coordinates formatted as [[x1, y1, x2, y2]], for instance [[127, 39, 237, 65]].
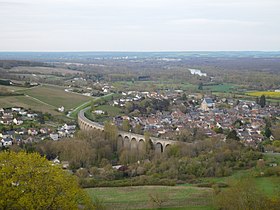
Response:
[[0, 151, 94, 210], [264, 126, 272, 138], [198, 82, 203, 90], [226, 130, 240, 141], [259, 95, 266, 108], [104, 121, 118, 151], [134, 124, 143, 134], [215, 177, 275, 210], [122, 119, 131, 132]]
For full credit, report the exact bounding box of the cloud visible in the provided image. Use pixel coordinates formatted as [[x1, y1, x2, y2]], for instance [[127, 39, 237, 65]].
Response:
[[168, 18, 264, 27]]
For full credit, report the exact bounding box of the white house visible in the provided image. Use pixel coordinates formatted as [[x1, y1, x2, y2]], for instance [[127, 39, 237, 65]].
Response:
[[27, 113, 37, 119], [19, 111, 27, 115], [94, 110, 105, 115], [58, 106, 65, 112], [62, 124, 76, 130], [50, 133, 59, 141], [13, 118, 23, 125], [12, 108, 21, 112]]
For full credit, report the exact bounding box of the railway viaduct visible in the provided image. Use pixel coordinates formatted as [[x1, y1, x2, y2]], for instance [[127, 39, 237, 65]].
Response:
[[78, 108, 178, 152]]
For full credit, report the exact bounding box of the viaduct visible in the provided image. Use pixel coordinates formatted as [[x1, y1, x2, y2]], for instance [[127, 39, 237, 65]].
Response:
[[78, 107, 178, 153]]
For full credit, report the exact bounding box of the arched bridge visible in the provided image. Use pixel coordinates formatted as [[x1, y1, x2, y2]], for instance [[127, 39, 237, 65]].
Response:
[[78, 107, 178, 152]]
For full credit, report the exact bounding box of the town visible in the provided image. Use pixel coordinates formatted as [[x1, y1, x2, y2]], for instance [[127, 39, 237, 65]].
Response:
[[0, 107, 76, 147]]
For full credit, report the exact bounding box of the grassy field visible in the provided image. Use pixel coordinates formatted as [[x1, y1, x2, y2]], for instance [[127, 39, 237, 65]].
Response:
[[17, 85, 90, 110], [246, 91, 280, 99], [0, 84, 30, 92], [95, 105, 122, 116], [203, 84, 236, 93], [86, 185, 214, 210], [0, 95, 59, 115]]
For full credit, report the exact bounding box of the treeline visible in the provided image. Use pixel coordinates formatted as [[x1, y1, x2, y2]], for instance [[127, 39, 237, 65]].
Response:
[[0, 60, 50, 69]]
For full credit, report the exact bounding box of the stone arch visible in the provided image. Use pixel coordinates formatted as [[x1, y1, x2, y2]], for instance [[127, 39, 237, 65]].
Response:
[[117, 135, 124, 151], [155, 142, 163, 153], [138, 139, 146, 152], [124, 136, 130, 149], [164, 144, 171, 152], [131, 138, 137, 150]]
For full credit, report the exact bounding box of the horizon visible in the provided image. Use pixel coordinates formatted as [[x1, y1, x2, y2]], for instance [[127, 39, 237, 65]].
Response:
[[0, 50, 280, 53]]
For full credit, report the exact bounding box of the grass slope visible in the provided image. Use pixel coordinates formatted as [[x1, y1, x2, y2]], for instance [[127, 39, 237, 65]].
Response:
[[0, 95, 59, 115], [17, 85, 90, 110], [86, 185, 214, 210]]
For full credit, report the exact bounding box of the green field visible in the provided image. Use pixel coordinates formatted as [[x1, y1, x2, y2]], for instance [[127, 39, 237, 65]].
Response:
[[0, 95, 59, 115], [0, 84, 92, 115], [0, 84, 30, 92], [17, 85, 90, 110], [203, 84, 236, 93], [85, 164, 280, 210], [95, 105, 122, 116], [86, 185, 214, 210]]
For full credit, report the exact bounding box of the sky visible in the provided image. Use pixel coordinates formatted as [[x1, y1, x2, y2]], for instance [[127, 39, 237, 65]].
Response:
[[0, 0, 280, 51]]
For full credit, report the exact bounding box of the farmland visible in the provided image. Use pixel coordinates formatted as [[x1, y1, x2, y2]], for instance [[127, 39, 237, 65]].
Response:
[[0, 84, 92, 115], [17, 85, 90, 110], [0, 95, 59, 115], [202, 83, 236, 93], [246, 91, 280, 99], [86, 185, 214, 210]]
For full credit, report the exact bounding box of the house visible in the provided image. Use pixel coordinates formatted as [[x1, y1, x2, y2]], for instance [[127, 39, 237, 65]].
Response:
[[201, 98, 215, 111], [61, 161, 70, 169], [62, 124, 76, 130], [28, 129, 38, 136], [93, 110, 105, 115], [12, 107, 21, 112], [27, 113, 37, 119], [13, 118, 23, 125], [40, 128, 49, 134], [0, 118, 13, 125], [52, 157, 60, 164], [50, 133, 59, 141], [1, 137, 13, 147], [19, 110, 27, 115], [58, 106, 65, 112]]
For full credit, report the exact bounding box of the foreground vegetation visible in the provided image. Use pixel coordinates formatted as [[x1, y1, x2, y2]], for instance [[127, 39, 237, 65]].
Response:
[[0, 151, 94, 210], [86, 185, 214, 210]]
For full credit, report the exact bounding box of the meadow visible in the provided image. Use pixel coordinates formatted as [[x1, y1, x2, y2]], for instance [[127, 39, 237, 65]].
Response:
[[86, 152, 280, 210], [86, 185, 214, 210], [0, 95, 59, 115], [17, 84, 90, 110], [0, 84, 92, 116], [202, 83, 236, 93]]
